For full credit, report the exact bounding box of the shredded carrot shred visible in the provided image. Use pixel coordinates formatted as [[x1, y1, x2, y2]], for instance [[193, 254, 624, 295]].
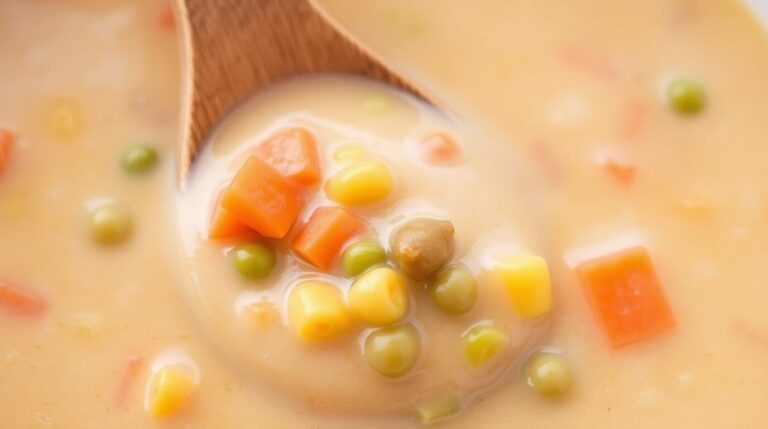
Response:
[[0, 281, 46, 316], [0, 128, 15, 175], [598, 154, 635, 185], [115, 355, 143, 407]]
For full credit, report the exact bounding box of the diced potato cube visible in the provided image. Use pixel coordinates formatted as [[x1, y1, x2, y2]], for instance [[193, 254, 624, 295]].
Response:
[[147, 365, 196, 418], [492, 254, 552, 319]]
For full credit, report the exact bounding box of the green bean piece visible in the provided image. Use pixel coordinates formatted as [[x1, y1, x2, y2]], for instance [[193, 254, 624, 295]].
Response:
[[232, 243, 276, 280], [525, 352, 573, 397], [122, 144, 158, 174], [341, 240, 387, 277], [364, 324, 421, 377], [429, 265, 477, 315], [89, 202, 133, 245]]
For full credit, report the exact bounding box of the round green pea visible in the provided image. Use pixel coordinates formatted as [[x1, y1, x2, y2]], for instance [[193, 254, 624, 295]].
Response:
[[341, 240, 387, 277], [429, 265, 477, 315], [463, 324, 508, 368], [364, 324, 421, 378], [232, 243, 276, 280], [88, 202, 133, 245], [666, 78, 706, 115], [122, 145, 158, 174], [525, 352, 572, 397]]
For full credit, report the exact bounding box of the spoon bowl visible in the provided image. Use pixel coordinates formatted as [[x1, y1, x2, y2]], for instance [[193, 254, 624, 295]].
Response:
[[176, 0, 430, 183]]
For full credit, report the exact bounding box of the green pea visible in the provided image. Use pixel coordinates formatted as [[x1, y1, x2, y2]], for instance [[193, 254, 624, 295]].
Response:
[[122, 144, 158, 174], [364, 324, 421, 378], [415, 392, 463, 424], [88, 202, 133, 245], [232, 243, 276, 280], [525, 352, 572, 397], [429, 265, 477, 315], [666, 78, 706, 115], [341, 240, 387, 277], [463, 324, 508, 368]]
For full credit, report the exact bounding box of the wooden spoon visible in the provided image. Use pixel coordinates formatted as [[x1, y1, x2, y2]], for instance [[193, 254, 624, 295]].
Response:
[[176, 0, 430, 183]]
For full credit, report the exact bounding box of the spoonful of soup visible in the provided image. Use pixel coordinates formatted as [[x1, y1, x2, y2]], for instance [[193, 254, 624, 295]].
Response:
[[176, 0, 431, 183], [174, 0, 557, 422]]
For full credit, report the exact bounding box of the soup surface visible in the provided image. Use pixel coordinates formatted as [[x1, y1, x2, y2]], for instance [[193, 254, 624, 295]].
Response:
[[1, 0, 768, 427]]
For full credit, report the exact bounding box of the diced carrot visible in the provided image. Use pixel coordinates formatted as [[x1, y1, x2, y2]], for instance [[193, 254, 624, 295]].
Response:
[[209, 205, 252, 240], [115, 355, 143, 407], [598, 155, 635, 185], [221, 156, 303, 239], [0, 128, 15, 175], [0, 281, 46, 316], [415, 132, 463, 166], [291, 207, 366, 271], [618, 100, 649, 141], [575, 246, 675, 348], [255, 128, 322, 186], [157, 1, 175, 30]]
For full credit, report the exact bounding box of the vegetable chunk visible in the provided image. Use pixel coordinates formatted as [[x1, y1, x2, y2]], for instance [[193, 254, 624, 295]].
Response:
[[221, 156, 303, 239], [208, 205, 251, 240], [349, 267, 409, 325], [291, 206, 366, 271], [364, 324, 421, 377], [147, 366, 196, 418], [256, 128, 322, 185], [575, 246, 675, 348], [390, 218, 455, 280], [324, 160, 393, 206], [0, 281, 46, 316], [0, 128, 15, 175], [288, 281, 352, 342], [416, 132, 463, 166], [491, 254, 552, 319]]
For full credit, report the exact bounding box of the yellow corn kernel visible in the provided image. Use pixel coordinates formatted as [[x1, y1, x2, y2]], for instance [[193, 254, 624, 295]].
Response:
[[49, 99, 84, 139], [363, 93, 393, 114], [415, 392, 463, 424], [324, 160, 393, 206], [349, 267, 409, 326], [491, 254, 552, 319], [288, 281, 353, 342], [147, 366, 196, 418], [333, 144, 366, 164]]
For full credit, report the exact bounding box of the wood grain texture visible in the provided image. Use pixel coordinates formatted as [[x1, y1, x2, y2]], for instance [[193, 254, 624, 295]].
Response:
[[177, 0, 427, 184]]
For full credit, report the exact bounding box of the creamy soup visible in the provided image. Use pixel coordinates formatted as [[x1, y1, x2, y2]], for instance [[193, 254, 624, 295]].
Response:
[[1, 0, 768, 428], [179, 76, 547, 417]]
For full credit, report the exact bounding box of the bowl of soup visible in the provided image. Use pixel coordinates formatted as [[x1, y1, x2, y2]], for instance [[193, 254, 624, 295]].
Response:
[[1, 0, 767, 427]]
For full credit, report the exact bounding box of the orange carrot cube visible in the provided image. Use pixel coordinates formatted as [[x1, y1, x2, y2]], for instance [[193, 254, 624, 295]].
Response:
[[575, 246, 675, 348], [291, 207, 366, 271], [256, 128, 322, 186], [221, 156, 303, 239]]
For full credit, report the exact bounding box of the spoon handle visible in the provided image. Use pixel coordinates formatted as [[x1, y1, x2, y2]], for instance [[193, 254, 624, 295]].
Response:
[[178, 0, 418, 182]]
